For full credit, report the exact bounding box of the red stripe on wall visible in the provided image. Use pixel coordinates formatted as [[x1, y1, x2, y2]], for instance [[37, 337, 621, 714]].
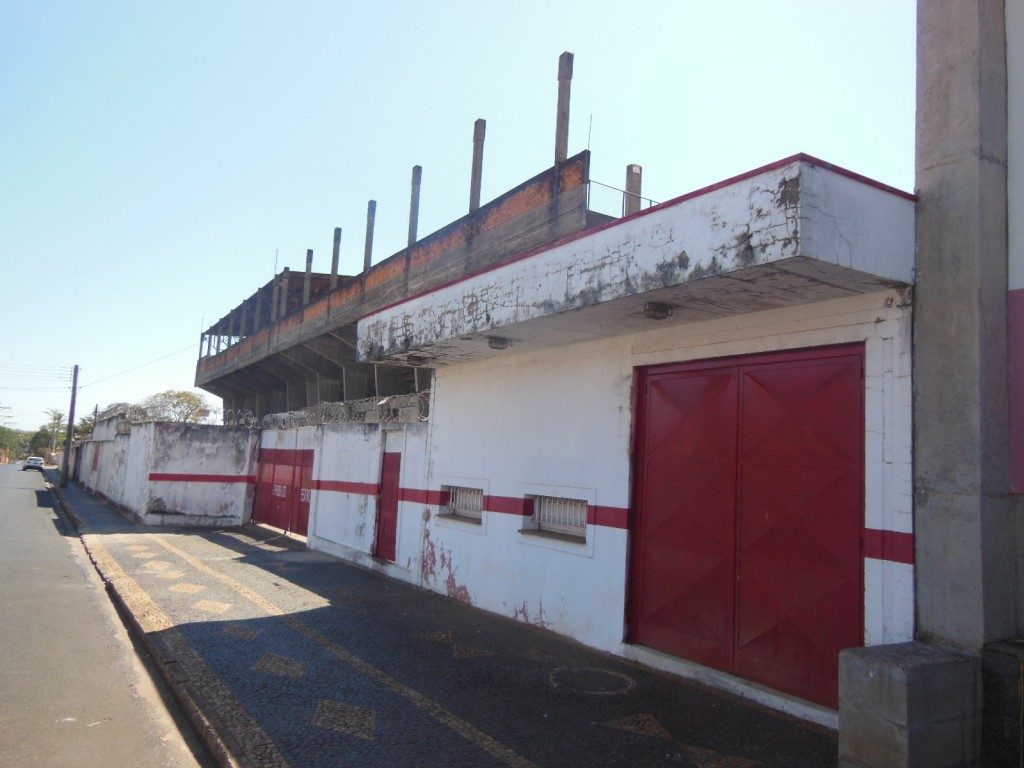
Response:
[[863, 528, 915, 565], [484, 495, 533, 516], [149, 473, 256, 484], [588, 505, 629, 529], [315, 479, 379, 495], [1009, 288, 1024, 493], [400, 487, 450, 505]]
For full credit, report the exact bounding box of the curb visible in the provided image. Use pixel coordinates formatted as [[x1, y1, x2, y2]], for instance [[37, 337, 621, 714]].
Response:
[[47, 476, 245, 768]]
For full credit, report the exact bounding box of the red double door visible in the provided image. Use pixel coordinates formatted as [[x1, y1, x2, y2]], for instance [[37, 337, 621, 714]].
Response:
[[253, 448, 313, 536], [630, 345, 864, 707]]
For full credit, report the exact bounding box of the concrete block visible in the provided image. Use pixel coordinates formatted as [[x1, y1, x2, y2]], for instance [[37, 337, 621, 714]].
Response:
[[839, 642, 981, 768], [982, 640, 1024, 768]]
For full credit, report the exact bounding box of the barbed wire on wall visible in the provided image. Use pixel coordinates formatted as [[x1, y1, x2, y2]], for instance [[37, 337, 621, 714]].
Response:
[[258, 393, 429, 430]]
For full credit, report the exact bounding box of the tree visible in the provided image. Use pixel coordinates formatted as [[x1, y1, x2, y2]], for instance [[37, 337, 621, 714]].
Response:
[[137, 390, 216, 423], [75, 414, 95, 437], [44, 408, 65, 452]]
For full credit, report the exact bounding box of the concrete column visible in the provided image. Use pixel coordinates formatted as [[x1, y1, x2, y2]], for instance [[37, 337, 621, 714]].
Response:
[[554, 51, 573, 164], [270, 279, 279, 323], [331, 227, 341, 290], [279, 268, 290, 318], [254, 290, 263, 331], [915, 0, 1013, 651], [364, 200, 376, 272], [470, 121, 485, 212], [409, 165, 422, 245], [624, 164, 642, 216], [303, 249, 313, 306]]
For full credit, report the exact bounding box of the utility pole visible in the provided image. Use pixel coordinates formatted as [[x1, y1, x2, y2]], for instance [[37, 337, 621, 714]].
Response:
[[60, 364, 78, 488]]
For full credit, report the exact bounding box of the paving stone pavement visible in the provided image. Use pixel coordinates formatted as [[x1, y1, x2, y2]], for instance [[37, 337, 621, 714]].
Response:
[[48, 474, 839, 768]]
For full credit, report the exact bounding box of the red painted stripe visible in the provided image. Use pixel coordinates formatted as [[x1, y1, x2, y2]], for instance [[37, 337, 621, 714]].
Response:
[[484, 495, 532, 516], [360, 154, 915, 323], [149, 473, 256, 484], [315, 479, 379, 495], [1009, 288, 1024, 493], [588, 505, 629, 529], [864, 528, 915, 565], [400, 487, 449, 505]]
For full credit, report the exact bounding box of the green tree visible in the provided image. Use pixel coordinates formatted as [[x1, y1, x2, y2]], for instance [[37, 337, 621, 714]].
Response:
[[137, 390, 217, 423], [43, 408, 65, 452], [75, 414, 96, 437]]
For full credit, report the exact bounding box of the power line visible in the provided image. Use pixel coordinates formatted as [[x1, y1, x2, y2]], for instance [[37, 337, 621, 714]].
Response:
[[78, 342, 197, 390]]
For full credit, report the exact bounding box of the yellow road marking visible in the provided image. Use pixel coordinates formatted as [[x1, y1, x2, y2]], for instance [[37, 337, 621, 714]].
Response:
[[153, 536, 538, 768]]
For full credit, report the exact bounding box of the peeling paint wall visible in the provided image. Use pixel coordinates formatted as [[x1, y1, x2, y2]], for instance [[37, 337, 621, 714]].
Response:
[[77, 423, 258, 526], [418, 290, 914, 654], [359, 159, 914, 362]]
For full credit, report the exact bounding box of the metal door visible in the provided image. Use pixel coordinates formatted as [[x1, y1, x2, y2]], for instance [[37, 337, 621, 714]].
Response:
[[631, 345, 863, 708], [375, 452, 401, 562], [253, 448, 313, 536]]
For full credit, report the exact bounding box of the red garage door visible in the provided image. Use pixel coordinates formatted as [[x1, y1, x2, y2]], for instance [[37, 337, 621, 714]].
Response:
[[253, 448, 313, 536], [630, 345, 863, 707]]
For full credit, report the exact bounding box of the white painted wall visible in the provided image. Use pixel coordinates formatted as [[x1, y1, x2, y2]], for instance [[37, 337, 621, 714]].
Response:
[[77, 423, 258, 526], [420, 289, 914, 655]]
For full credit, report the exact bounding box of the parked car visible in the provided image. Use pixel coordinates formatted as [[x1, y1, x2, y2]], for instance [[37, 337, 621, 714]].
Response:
[[22, 456, 44, 471]]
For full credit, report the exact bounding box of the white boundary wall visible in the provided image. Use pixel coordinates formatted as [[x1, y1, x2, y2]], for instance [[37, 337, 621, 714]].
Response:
[[295, 288, 913, 723], [78, 421, 258, 526]]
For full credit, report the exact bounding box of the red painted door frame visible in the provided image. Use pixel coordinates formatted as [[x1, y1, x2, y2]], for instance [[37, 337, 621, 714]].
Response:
[[628, 343, 865, 708]]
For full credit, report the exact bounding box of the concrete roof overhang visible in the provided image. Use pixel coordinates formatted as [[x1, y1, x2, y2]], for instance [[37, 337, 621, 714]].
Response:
[[357, 155, 915, 366]]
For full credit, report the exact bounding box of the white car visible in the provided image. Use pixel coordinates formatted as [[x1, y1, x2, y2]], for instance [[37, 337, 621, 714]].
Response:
[[22, 457, 44, 471]]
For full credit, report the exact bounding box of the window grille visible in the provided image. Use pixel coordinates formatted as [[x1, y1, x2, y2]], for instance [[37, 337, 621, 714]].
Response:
[[532, 495, 587, 539], [444, 486, 484, 521]]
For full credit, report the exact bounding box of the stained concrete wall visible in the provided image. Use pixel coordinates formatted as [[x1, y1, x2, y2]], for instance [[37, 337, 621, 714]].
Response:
[[78, 423, 258, 527], [285, 288, 914, 723], [914, 0, 1018, 649]]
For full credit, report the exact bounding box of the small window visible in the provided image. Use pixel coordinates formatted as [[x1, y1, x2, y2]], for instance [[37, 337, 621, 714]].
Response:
[[531, 495, 587, 540], [443, 485, 483, 522]]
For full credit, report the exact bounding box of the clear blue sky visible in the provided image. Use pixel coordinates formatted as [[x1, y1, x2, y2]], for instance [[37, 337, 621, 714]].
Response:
[[0, 1, 916, 431]]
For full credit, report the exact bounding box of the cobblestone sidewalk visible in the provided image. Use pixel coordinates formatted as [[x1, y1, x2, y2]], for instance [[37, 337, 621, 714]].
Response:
[[48, 475, 837, 768]]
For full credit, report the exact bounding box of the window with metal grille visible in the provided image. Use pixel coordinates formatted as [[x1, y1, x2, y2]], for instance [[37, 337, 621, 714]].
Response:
[[443, 485, 483, 522], [531, 495, 587, 539]]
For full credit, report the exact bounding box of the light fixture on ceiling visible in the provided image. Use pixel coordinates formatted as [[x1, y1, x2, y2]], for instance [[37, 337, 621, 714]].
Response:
[[642, 302, 674, 320], [487, 336, 512, 350]]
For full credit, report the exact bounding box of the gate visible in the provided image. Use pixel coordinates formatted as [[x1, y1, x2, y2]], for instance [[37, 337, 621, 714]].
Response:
[[253, 447, 313, 536], [630, 345, 864, 707]]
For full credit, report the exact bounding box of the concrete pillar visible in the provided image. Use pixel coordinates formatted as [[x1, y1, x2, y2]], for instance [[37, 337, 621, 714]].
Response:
[[331, 227, 341, 290], [270, 280, 280, 323], [624, 164, 642, 216], [364, 200, 376, 273], [279, 267, 290, 318], [839, 4, 1019, 767], [254, 290, 263, 331], [409, 165, 422, 245], [470, 121, 485, 212], [303, 249, 313, 305], [554, 51, 573, 164], [915, 0, 1013, 653]]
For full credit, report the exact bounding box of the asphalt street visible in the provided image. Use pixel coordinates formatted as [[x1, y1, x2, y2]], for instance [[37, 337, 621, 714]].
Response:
[[50, 472, 840, 768], [0, 463, 211, 767]]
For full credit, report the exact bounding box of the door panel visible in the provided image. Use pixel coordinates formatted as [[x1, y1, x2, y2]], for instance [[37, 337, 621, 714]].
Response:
[[633, 368, 738, 671], [375, 451, 401, 562]]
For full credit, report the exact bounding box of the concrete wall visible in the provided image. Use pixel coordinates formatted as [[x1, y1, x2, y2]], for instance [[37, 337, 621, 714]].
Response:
[[78, 422, 258, 526], [421, 289, 914, 656], [288, 288, 914, 722]]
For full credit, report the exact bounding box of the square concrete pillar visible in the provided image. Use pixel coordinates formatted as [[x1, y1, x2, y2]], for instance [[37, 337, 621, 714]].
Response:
[[839, 642, 981, 768]]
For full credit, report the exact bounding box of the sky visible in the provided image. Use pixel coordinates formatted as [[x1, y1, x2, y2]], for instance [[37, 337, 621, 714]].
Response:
[[0, 1, 916, 431]]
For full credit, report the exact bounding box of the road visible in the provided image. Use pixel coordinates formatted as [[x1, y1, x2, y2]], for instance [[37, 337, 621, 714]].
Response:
[[0, 463, 211, 767]]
